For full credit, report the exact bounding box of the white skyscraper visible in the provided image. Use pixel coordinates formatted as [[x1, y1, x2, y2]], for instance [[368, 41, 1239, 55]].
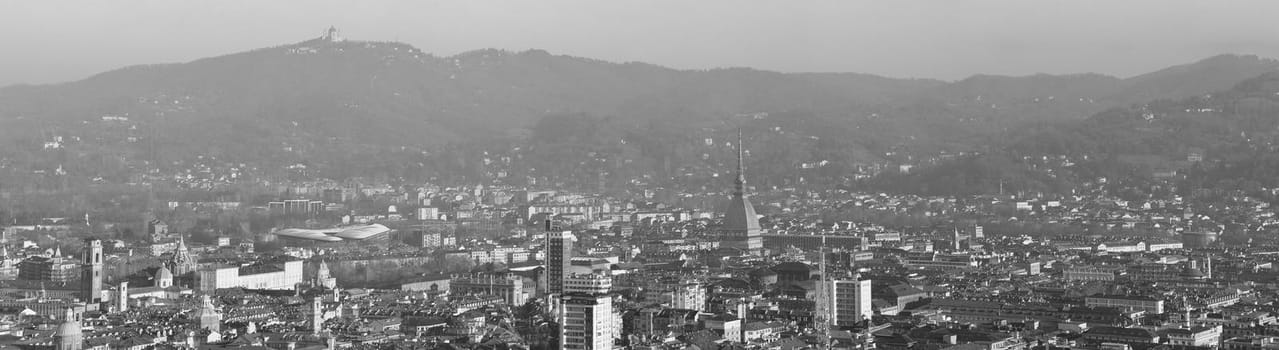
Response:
[[561, 293, 614, 350], [830, 276, 872, 327]]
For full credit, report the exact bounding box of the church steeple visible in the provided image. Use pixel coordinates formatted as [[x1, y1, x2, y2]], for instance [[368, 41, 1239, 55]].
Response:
[[734, 128, 746, 197]]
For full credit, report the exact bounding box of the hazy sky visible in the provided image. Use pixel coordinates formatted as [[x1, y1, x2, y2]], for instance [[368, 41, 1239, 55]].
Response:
[[4, 0, 1279, 86]]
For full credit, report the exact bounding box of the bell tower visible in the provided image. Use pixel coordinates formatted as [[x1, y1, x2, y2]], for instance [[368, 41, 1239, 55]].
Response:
[[81, 239, 103, 305]]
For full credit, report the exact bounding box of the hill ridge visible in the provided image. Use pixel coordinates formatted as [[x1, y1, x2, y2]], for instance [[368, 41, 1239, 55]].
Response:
[[1, 35, 1277, 189]]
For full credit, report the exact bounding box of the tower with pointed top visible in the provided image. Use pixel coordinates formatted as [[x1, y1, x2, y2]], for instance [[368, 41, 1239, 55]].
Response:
[[167, 236, 196, 276], [718, 128, 763, 251], [81, 239, 102, 305]]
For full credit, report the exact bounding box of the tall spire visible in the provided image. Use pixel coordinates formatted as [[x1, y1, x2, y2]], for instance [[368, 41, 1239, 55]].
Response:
[[720, 126, 763, 252], [734, 128, 746, 196]]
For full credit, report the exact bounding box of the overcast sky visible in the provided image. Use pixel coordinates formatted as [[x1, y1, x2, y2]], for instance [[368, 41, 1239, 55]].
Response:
[[3, 0, 1279, 86]]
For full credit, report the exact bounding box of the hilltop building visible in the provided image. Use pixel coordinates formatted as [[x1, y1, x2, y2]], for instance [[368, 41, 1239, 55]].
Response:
[[321, 26, 343, 42]]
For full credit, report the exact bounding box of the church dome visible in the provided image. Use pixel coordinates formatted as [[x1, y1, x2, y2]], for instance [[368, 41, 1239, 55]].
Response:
[[56, 320, 81, 337], [156, 266, 174, 280], [56, 308, 81, 337]]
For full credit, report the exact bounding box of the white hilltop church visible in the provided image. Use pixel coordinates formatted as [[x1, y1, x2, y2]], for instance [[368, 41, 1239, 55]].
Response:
[[320, 26, 344, 43]]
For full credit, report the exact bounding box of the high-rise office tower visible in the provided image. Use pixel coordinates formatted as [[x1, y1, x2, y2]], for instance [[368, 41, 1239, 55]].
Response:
[[830, 274, 873, 327], [546, 230, 575, 295], [561, 293, 614, 350]]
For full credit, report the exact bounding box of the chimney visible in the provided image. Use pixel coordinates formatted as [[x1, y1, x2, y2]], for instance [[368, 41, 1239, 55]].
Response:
[[943, 334, 959, 344]]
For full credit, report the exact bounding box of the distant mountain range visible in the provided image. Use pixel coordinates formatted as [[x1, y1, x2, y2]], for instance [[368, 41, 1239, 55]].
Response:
[[874, 72, 1279, 197], [0, 35, 1276, 190]]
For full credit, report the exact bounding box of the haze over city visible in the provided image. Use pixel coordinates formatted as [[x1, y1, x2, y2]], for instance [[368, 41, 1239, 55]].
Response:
[[5, 0, 1279, 86], [5, 2, 1279, 350]]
